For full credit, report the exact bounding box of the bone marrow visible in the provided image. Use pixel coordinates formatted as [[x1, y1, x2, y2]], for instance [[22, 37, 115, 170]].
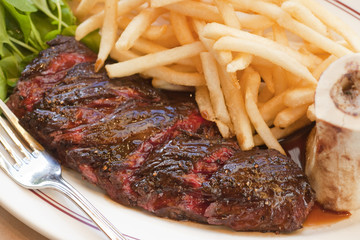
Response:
[[306, 53, 360, 211]]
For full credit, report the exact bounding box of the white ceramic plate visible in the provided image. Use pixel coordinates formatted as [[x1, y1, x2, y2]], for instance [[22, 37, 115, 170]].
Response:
[[1, 1, 360, 239]]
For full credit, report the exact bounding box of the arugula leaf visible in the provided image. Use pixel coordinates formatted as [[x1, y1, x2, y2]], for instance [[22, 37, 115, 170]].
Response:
[[0, 67, 7, 100], [0, 0, 79, 100], [4, 0, 37, 12], [31, 0, 68, 27], [2, 0, 32, 42], [0, 3, 23, 58]]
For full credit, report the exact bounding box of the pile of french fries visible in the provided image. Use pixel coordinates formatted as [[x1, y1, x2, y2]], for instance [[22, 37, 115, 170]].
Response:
[[73, 0, 360, 154]]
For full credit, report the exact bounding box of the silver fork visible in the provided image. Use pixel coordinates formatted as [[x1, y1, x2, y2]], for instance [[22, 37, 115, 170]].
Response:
[[0, 100, 127, 240]]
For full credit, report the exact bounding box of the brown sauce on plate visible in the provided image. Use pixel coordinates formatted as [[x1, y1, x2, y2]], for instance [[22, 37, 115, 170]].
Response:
[[281, 125, 351, 227], [304, 203, 351, 227]]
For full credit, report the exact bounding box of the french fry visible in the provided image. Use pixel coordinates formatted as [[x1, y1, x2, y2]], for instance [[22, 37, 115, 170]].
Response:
[[274, 104, 310, 128], [218, 64, 254, 150], [164, 1, 223, 23], [202, 23, 318, 68], [110, 48, 205, 86], [76, 0, 102, 18], [213, 36, 317, 85], [272, 23, 288, 46], [143, 67, 205, 86], [195, 86, 215, 122], [195, 86, 231, 137], [312, 55, 338, 80], [117, 16, 169, 41], [227, 0, 353, 56], [253, 116, 311, 146], [258, 83, 274, 103], [151, 0, 183, 8], [245, 90, 285, 154], [276, 12, 353, 58], [200, 52, 233, 132], [95, 0, 117, 72], [75, 0, 146, 41], [152, 78, 194, 91], [106, 41, 205, 78], [143, 25, 169, 40], [215, 0, 241, 29], [116, 8, 165, 51], [236, 12, 274, 30], [259, 91, 288, 125], [272, 66, 288, 96], [170, 11, 203, 73], [252, 65, 275, 93], [307, 104, 316, 121], [227, 53, 253, 72], [226, 0, 283, 20], [298, 0, 360, 52], [281, 0, 328, 36], [284, 88, 315, 108], [240, 67, 261, 104], [132, 37, 194, 66], [170, 11, 195, 45]]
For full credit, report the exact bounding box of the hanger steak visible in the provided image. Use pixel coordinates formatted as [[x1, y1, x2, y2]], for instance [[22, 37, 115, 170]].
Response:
[[7, 36, 314, 233]]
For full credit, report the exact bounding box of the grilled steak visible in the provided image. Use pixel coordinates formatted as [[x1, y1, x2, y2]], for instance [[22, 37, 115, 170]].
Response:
[[7, 36, 314, 233]]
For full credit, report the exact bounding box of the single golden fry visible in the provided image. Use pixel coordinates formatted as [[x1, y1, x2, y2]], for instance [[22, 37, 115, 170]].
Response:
[[307, 104, 316, 122], [215, 0, 241, 29], [200, 52, 233, 130], [284, 88, 315, 108], [240, 67, 261, 104], [245, 90, 285, 154], [274, 104, 310, 128], [195, 86, 215, 122], [106, 41, 205, 78], [95, 0, 117, 72], [218, 64, 254, 150]]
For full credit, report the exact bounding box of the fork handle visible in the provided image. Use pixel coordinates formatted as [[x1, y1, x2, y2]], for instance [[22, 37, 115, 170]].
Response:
[[51, 176, 127, 240]]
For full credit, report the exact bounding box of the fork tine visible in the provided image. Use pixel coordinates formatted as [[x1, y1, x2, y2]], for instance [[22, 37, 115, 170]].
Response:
[[0, 117, 31, 162], [0, 100, 43, 152], [0, 126, 26, 165], [0, 147, 18, 174]]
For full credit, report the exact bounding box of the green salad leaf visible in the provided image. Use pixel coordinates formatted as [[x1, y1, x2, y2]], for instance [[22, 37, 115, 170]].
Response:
[[0, 0, 78, 100]]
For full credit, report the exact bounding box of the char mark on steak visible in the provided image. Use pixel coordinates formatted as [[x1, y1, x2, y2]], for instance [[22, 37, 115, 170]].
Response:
[[7, 35, 315, 233]]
